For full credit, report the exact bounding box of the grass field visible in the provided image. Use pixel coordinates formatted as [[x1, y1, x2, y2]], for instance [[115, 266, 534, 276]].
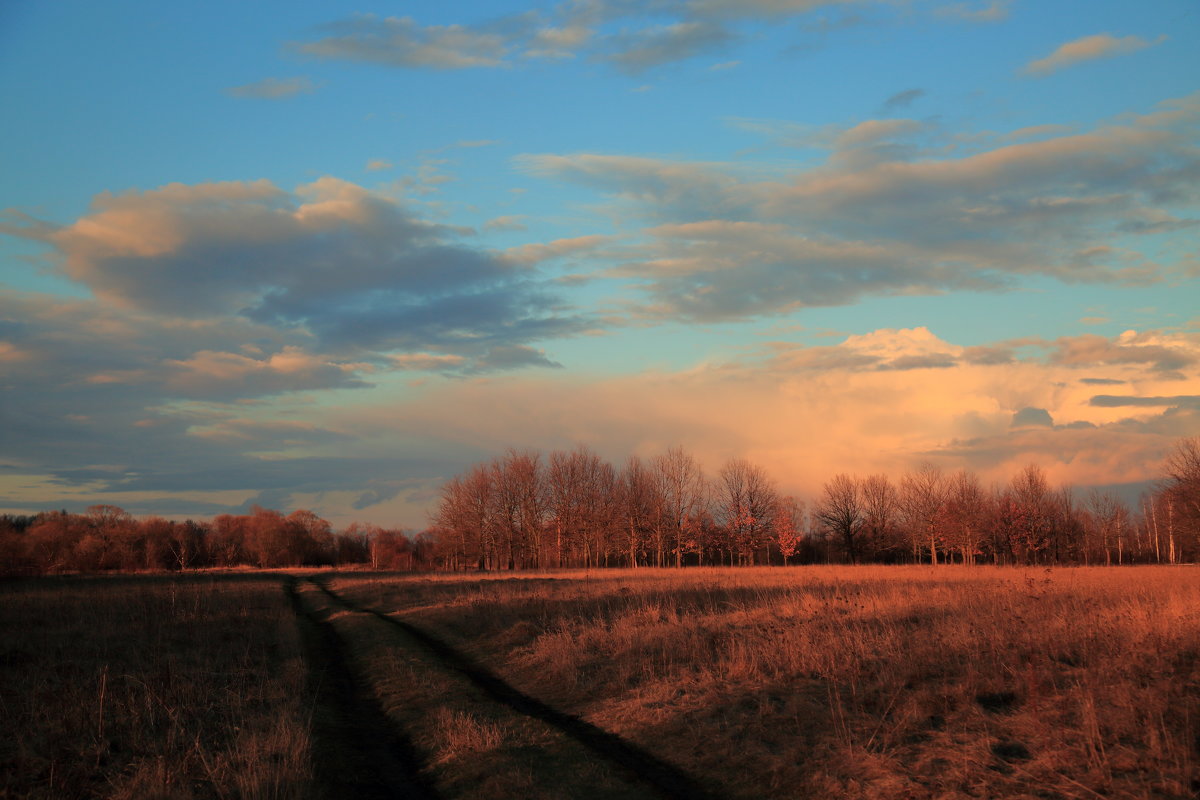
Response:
[[0, 573, 312, 799], [331, 566, 1200, 799], [3, 566, 1198, 798]]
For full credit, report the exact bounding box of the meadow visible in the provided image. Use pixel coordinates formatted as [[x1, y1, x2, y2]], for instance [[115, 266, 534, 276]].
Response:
[[0, 573, 311, 799], [325, 566, 1200, 799], [4, 566, 1198, 798]]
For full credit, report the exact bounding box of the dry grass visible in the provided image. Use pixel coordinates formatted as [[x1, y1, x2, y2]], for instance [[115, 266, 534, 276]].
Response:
[[0, 574, 312, 799], [334, 566, 1200, 799], [296, 580, 655, 800]]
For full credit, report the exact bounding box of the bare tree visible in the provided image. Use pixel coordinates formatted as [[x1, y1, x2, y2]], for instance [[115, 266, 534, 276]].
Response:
[[860, 473, 899, 561], [433, 463, 495, 570], [944, 470, 986, 565], [816, 473, 864, 563], [652, 446, 708, 567], [717, 458, 778, 565], [1010, 464, 1052, 564], [616, 455, 657, 568], [899, 464, 947, 564], [1163, 436, 1200, 561], [490, 450, 544, 570], [1086, 489, 1125, 566], [547, 448, 585, 567]]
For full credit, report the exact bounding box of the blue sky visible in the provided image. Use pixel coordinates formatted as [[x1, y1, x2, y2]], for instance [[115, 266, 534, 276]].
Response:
[[1, 0, 1198, 527]]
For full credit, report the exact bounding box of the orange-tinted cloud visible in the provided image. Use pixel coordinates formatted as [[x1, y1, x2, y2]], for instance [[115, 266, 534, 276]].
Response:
[[1023, 33, 1163, 77]]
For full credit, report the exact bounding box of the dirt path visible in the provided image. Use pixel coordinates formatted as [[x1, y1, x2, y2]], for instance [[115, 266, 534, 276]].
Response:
[[284, 577, 440, 800], [309, 577, 724, 800]]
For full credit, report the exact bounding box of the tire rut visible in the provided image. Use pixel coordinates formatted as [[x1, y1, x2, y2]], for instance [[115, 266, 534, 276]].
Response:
[[285, 576, 440, 800], [309, 577, 724, 800]]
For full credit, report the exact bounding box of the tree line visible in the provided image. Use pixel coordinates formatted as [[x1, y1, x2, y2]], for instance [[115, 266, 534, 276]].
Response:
[[428, 438, 1200, 570], [0, 505, 429, 576], [1, 437, 1196, 575]]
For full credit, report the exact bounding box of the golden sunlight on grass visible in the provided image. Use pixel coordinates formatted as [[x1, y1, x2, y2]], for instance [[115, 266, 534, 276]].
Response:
[[334, 566, 1200, 799], [3, 567, 1195, 798]]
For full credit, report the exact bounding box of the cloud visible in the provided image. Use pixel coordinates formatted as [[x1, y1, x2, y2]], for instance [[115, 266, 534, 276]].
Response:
[[525, 24, 592, 60], [365, 159, 394, 171], [0, 288, 480, 526], [1047, 331, 1196, 374], [186, 418, 351, 447], [288, 3, 922, 76], [471, 345, 564, 372], [390, 353, 467, 371], [600, 21, 735, 74], [835, 118, 924, 149], [605, 219, 999, 322], [224, 76, 319, 99], [359, 327, 1200, 504], [484, 215, 528, 232], [162, 348, 371, 398], [962, 345, 1015, 366], [520, 95, 1200, 322], [293, 14, 513, 69], [514, 153, 751, 220], [503, 234, 611, 266], [881, 88, 925, 112], [1089, 395, 1200, 409], [685, 0, 853, 19], [1001, 124, 1076, 142], [4, 177, 590, 357], [770, 327, 961, 372], [4, 315, 1198, 527], [935, 1, 1011, 23], [1012, 407, 1054, 428], [1023, 33, 1164, 77]]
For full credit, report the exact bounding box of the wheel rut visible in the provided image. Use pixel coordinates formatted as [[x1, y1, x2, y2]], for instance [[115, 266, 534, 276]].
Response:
[[309, 577, 724, 800], [285, 576, 440, 800]]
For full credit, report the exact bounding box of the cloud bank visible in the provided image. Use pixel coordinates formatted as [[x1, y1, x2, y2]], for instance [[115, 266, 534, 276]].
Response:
[[518, 94, 1200, 322]]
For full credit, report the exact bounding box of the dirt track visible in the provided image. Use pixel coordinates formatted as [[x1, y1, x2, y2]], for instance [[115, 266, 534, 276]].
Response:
[[304, 576, 724, 800], [285, 577, 440, 799]]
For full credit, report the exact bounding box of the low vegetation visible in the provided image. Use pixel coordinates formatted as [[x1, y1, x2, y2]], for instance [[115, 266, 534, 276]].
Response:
[[333, 565, 1200, 799], [3, 565, 1197, 798], [0, 574, 311, 799]]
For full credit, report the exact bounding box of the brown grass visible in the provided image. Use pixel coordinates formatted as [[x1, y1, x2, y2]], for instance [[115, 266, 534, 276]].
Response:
[[0, 574, 312, 799], [333, 566, 1200, 799], [4, 567, 1196, 799], [295, 580, 656, 799]]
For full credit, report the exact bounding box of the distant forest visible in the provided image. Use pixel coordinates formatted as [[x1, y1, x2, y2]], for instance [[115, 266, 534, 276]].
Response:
[[0, 507, 424, 576], [429, 437, 1200, 570], [2, 437, 1197, 576]]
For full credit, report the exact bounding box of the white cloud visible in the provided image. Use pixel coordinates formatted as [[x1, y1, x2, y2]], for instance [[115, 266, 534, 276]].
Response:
[[1023, 33, 1164, 77]]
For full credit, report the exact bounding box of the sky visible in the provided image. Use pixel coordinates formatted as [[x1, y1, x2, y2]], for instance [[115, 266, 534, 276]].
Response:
[[1, 0, 1198, 529]]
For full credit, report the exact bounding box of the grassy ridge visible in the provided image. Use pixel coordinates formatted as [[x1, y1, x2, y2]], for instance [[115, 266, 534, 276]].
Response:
[[335, 566, 1200, 799], [0, 574, 311, 799]]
